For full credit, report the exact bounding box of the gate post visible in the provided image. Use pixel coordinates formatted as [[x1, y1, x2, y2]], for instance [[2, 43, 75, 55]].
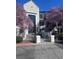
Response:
[[36, 35, 41, 43], [51, 35, 55, 43]]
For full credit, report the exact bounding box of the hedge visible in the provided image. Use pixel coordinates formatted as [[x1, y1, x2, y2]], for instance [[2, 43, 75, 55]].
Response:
[[16, 36, 23, 43]]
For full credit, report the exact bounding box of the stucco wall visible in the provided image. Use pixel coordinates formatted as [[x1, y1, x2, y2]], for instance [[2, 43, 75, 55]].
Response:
[[23, 1, 40, 27]]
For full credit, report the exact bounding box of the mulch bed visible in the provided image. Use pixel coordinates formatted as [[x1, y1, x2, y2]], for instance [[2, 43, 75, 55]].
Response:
[[16, 41, 33, 46]]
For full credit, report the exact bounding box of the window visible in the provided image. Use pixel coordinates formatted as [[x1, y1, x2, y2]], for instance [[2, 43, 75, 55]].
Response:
[[39, 20, 44, 26], [40, 14, 44, 19]]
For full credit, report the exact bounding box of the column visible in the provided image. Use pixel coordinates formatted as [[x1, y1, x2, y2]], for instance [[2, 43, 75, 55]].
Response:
[[36, 35, 41, 43], [51, 35, 55, 43], [23, 29, 28, 40]]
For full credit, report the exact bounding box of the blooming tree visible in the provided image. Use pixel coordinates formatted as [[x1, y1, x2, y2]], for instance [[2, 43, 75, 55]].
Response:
[[16, 4, 34, 39], [16, 4, 34, 29], [45, 8, 63, 32]]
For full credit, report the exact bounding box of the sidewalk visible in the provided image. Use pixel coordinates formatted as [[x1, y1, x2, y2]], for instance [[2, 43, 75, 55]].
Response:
[[16, 42, 63, 59]]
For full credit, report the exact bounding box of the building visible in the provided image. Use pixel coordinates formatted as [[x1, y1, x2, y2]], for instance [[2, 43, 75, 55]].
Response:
[[24, 0, 40, 27], [16, 0, 50, 41], [16, 0, 40, 40]]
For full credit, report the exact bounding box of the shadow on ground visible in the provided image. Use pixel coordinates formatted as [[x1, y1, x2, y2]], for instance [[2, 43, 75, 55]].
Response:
[[55, 43, 63, 49], [16, 46, 35, 59]]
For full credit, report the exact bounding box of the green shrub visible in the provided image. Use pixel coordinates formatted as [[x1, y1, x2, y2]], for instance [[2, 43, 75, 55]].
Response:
[[16, 36, 23, 43]]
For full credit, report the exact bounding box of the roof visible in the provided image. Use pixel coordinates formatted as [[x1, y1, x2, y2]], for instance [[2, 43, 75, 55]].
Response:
[[24, 0, 39, 9], [40, 11, 51, 13]]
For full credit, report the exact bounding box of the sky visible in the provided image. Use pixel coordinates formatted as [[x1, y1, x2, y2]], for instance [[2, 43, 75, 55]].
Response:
[[16, 0, 63, 11]]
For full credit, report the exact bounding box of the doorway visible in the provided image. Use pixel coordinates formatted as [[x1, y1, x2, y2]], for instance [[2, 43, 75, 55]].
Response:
[[28, 15, 36, 34]]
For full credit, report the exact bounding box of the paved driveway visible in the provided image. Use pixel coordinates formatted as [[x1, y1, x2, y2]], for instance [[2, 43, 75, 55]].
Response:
[[16, 43, 63, 59]]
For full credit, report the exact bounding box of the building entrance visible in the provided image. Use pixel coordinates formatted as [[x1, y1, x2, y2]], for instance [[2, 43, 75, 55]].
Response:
[[28, 15, 36, 34]]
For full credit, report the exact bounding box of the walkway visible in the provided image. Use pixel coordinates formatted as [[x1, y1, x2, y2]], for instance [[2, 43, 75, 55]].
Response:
[[16, 42, 63, 59]]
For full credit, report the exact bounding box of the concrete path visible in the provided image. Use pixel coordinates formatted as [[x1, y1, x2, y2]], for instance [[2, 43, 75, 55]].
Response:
[[16, 42, 63, 59]]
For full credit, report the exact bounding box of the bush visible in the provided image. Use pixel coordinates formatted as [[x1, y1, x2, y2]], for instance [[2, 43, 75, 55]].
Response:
[[58, 33, 63, 40], [16, 36, 23, 43], [55, 33, 63, 44]]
